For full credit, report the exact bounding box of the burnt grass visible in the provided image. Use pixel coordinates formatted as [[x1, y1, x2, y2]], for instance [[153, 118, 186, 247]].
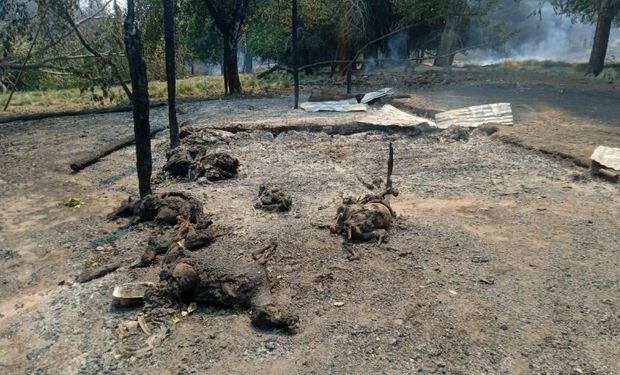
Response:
[[4, 123, 615, 374]]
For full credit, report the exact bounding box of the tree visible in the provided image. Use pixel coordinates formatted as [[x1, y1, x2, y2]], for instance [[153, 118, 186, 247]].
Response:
[[1, 0, 133, 107], [586, 0, 619, 75], [292, 0, 299, 108], [163, 0, 180, 148], [125, 0, 153, 198], [203, 0, 250, 94], [60, 3, 132, 100], [552, 0, 620, 76], [433, 0, 467, 67]]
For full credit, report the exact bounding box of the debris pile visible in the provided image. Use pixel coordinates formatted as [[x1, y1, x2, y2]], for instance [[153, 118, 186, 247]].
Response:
[[299, 87, 512, 138], [107, 190, 298, 330], [254, 183, 292, 212], [164, 147, 239, 181]]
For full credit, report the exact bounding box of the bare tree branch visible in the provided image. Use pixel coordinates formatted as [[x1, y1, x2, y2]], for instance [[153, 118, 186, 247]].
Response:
[[62, 3, 132, 100]]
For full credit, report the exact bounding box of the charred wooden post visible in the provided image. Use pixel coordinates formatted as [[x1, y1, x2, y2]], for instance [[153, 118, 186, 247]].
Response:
[[386, 142, 394, 191], [124, 0, 153, 198], [163, 0, 180, 148]]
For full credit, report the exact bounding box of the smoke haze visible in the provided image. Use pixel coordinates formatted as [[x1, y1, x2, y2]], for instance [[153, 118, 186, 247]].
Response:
[[460, 0, 620, 65]]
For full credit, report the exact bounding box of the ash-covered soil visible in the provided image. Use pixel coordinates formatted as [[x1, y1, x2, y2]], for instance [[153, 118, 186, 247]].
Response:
[[2, 119, 618, 373], [2, 68, 620, 373]]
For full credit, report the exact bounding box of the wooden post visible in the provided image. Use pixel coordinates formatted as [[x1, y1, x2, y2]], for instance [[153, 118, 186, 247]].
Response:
[[163, 0, 180, 148], [125, 0, 153, 198]]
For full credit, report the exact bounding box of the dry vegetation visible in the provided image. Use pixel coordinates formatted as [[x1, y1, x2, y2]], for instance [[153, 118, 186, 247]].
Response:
[[0, 73, 292, 115]]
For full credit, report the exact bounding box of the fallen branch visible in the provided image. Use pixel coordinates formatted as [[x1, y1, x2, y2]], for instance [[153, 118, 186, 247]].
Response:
[[76, 263, 121, 283], [0, 102, 166, 124], [256, 64, 293, 79], [70, 123, 169, 172]]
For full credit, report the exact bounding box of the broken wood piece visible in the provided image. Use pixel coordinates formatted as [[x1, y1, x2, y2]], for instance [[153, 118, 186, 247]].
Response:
[[590, 146, 620, 171], [360, 88, 395, 104], [435, 103, 513, 129], [70, 124, 168, 172], [300, 100, 368, 113], [592, 165, 619, 183], [76, 263, 121, 283], [358, 104, 436, 127]]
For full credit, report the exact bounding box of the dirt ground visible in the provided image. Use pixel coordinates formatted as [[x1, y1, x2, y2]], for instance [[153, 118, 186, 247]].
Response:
[[0, 69, 619, 374]]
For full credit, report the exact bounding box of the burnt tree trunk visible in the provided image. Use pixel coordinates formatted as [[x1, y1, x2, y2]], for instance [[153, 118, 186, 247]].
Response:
[[292, 0, 300, 108], [163, 0, 179, 148], [204, 0, 249, 95], [243, 52, 253, 73], [587, 0, 618, 76], [125, 0, 152, 198], [434, 1, 466, 68], [223, 37, 241, 94]]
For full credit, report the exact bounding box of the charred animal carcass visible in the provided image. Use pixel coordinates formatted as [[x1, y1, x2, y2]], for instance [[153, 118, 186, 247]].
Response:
[[108, 192, 203, 226], [164, 145, 239, 181], [254, 183, 292, 212], [330, 190, 396, 243], [150, 244, 299, 331]]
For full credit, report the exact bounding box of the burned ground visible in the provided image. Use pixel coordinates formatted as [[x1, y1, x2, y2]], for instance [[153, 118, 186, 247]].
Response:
[[0, 69, 619, 374]]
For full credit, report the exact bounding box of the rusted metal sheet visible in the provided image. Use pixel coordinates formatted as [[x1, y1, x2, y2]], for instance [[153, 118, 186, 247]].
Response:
[[435, 103, 513, 129], [358, 104, 435, 127], [300, 99, 368, 112], [360, 88, 395, 104]]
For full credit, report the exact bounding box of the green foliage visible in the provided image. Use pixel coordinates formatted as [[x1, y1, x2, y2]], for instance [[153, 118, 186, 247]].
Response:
[[177, 0, 222, 63], [551, 0, 620, 24]]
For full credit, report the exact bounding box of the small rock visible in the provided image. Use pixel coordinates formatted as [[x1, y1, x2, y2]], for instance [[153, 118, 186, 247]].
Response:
[[264, 341, 276, 351], [333, 301, 345, 307], [95, 246, 105, 251]]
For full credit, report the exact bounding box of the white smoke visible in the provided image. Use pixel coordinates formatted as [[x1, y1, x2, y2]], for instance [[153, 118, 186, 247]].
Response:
[[459, 0, 620, 66]]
